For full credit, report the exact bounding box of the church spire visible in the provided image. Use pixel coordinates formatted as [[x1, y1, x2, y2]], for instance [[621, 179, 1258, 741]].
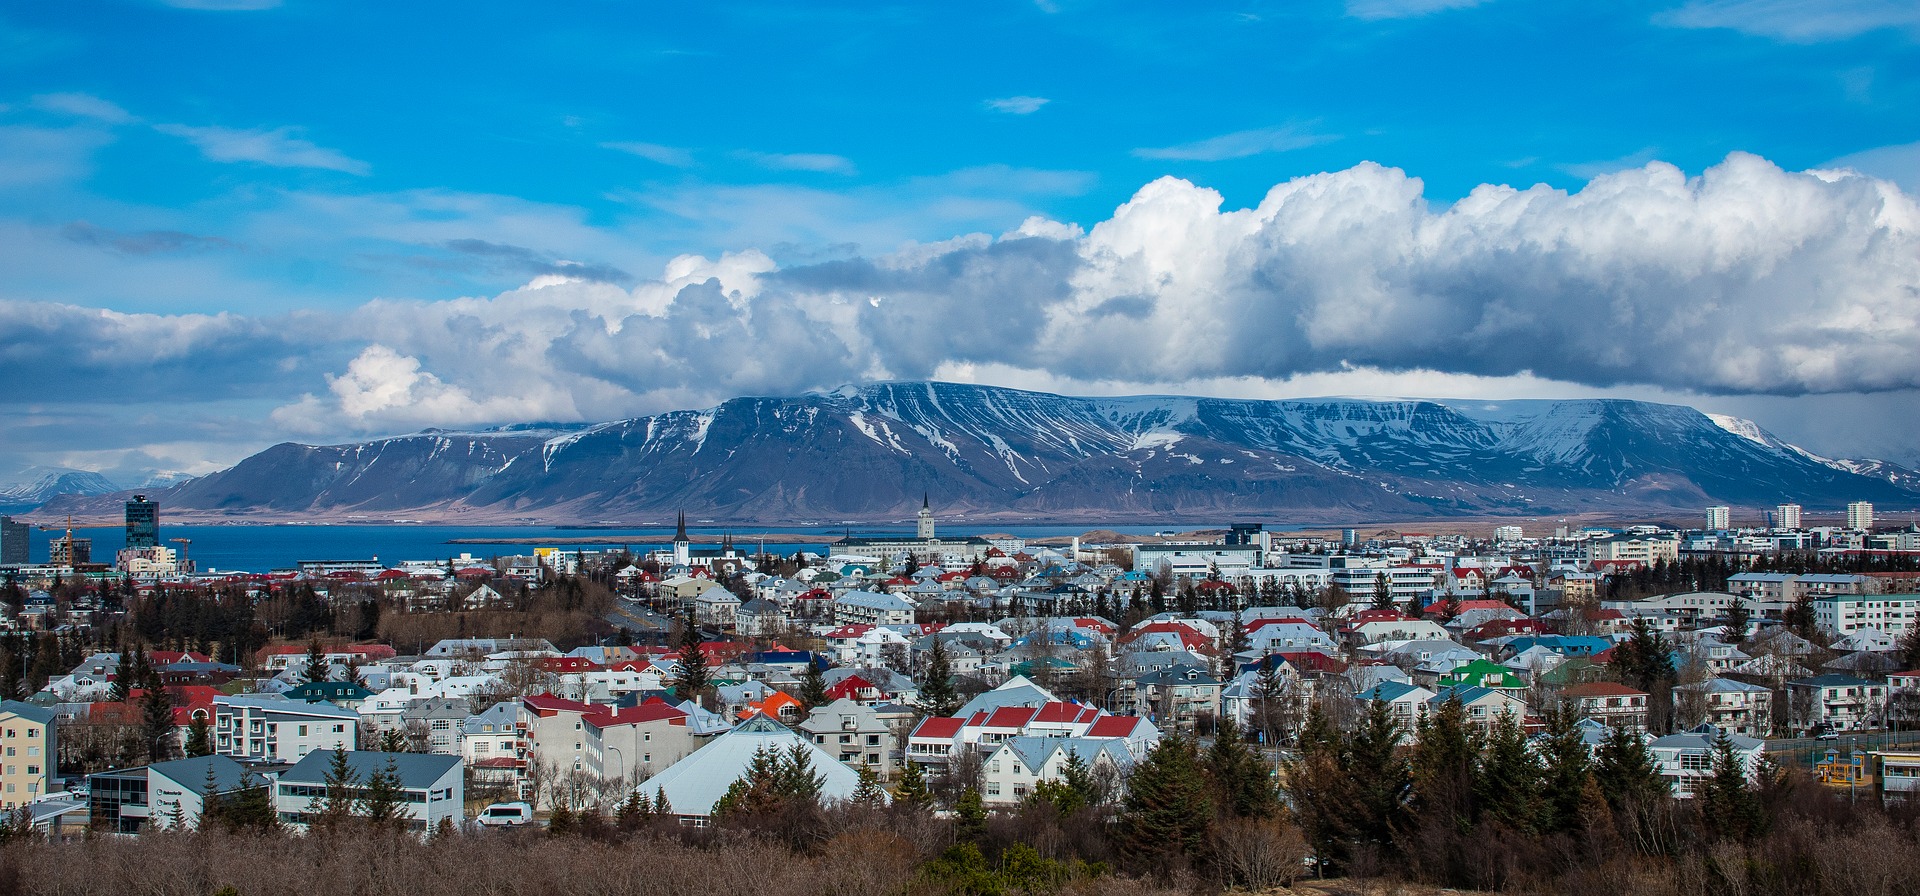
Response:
[[675, 510, 688, 543]]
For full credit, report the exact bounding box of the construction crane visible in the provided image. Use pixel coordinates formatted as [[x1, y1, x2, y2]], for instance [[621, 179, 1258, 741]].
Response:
[[170, 537, 193, 574]]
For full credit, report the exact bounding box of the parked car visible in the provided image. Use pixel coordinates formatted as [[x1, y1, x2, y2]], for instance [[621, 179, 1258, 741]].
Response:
[[477, 801, 534, 827]]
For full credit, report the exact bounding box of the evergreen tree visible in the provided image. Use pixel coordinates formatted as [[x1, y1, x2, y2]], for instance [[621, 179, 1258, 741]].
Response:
[[1698, 732, 1762, 842], [1116, 734, 1214, 866], [1724, 599, 1752, 641], [1371, 573, 1394, 611], [1593, 725, 1667, 814], [615, 788, 652, 832], [1409, 696, 1475, 828], [378, 728, 410, 753], [1404, 592, 1427, 619], [1535, 704, 1595, 835], [1784, 595, 1818, 638], [309, 746, 359, 833], [140, 678, 178, 763], [1474, 709, 1543, 833], [1205, 716, 1277, 819], [798, 658, 829, 710], [676, 610, 710, 701], [952, 787, 987, 843], [919, 637, 961, 717], [360, 756, 406, 833], [850, 764, 886, 809], [893, 759, 934, 812], [184, 715, 212, 757], [301, 638, 330, 687], [653, 787, 672, 819]]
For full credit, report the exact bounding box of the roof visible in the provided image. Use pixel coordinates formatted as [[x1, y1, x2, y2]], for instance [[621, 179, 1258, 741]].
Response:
[[910, 716, 964, 740], [636, 713, 865, 817], [147, 754, 251, 792], [279, 750, 461, 788], [1084, 715, 1149, 739], [1561, 682, 1649, 698], [0, 700, 58, 725]]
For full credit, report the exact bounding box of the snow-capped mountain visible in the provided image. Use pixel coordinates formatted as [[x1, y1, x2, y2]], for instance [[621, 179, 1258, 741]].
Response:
[[0, 469, 123, 513], [34, 383, 1920, 523]]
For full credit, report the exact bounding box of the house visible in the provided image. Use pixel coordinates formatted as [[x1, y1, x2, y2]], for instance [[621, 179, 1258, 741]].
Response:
[[400, 697, 471, 754], [635, 713, 868, 824], [1561, 682, 1650, 731], [582, 700, 701, 783], [1358, 681, 1438, 733], [979, 737, 1132, 806], [1429, 686, 1527, 732], [275, 750, 464, 834], [1648, 725, 1764, 798], [1132, 665, 1221, 734], [735, 597, 787, 636], [88, 754, 255, 833], [1434, 659, 1527, 693], [1787, 674, 1887, 733], [1813, 594, 1920, 636], [517, 694, 600, 780], [1673, 678, 1773, 737], [0, 700, 56, 809], [213, 695, 358, 763], [832, 590, 918, 626], [797, 698, 901, 775], [459, 702, 520, 785], [694, 586, 742, 627]]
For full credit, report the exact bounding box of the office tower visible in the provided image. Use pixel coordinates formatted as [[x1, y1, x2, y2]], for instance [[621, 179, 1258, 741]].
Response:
[[125, 494, 159, 549], [50, 537, 90, 566], [0, 516, 26, 565], [1706, 505, 1731, 530], [1847, 501, 1874, 531], [1776, 503, 1802, 530]]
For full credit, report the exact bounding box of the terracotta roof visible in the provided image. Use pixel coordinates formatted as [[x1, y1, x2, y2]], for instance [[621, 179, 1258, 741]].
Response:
[[1085, 716, 1146, 738], [911, 716, 964, 739]]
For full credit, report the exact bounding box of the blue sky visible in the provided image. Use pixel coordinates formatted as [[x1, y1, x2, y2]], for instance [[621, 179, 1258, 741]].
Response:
[[2, 0, 1919, 483]]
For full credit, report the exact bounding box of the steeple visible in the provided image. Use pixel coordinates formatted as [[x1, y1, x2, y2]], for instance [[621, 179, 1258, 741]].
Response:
[[917, 494, 935, 541], [672, 510, 691, 568], [674, 510, 689, 543]]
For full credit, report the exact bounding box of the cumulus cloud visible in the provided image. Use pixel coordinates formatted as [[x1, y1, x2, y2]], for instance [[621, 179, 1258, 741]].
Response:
[[1133, 125, 1337, 162], [1658, 0, 1920, 41], [155, 123, 369, 175], [19, 153, 1920, 455], [986, 96, 1050, 115]]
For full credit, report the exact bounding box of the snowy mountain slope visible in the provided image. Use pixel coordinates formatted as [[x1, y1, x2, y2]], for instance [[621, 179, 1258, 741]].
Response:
[[32, 382, 1920, 522]]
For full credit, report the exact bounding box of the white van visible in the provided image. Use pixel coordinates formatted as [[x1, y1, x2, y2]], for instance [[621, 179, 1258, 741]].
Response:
[[477, 801, 534, 827]]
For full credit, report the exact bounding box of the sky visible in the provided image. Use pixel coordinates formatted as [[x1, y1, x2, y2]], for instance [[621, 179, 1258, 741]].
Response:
[[2, 0, 1919, 485]]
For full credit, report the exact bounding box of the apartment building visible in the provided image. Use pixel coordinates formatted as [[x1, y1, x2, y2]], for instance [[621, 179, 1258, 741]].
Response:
[[213, 695, 358, 763], [0, 701, 56, 808]]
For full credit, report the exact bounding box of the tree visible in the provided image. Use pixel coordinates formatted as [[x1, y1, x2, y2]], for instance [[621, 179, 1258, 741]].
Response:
[[1205, 717, 1277, 819], [1370, 573, 1395, 612], [183, 715, 212, 758], [1535, 704, 1594, 836], [1116, 734, 1214, 868], [140, 679, 177, 763], [301, 639, 330, 687], [676, 610, 710, 701], [1724, 598, 1752, 640], [850, 764, 886, 809], [952, 787, 987, 843], [920, 637, 961, 717], [1697, 732, 1762, 842], [1784, 595, 1818, 639], [1409, 696, 1475, 829], [615, 788, 652, 832], [892, 759, 934, 812], [1474, 709, 1543, 834], [309, 746, 359, 833], [798, 658, 829, 710], [360, 755, 407, 833]]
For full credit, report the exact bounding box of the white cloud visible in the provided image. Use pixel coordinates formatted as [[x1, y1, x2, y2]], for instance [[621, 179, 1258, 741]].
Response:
[[601, 141, 696, 167], [1346, 0, 1492, 20], [30, 92, 135, 124], [1658, 0, 1920, 41], [1825, 140, 1920, 195], [986, 96, 1050, 115], [155, 123, 370, 175], [1133, 125, 1337, 162], [735, 150, 857, 175]]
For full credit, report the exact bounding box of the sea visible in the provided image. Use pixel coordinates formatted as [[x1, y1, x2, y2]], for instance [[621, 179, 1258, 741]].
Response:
[[27, 522, 1183, 575]]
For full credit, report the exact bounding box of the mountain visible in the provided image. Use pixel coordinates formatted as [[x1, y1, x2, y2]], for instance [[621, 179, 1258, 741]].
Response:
[[0, 469, 122, 514], [33, 383, 1920, 523]]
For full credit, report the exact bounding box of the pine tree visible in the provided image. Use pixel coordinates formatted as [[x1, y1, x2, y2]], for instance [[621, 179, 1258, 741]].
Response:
[[302, 638, 330, 687], [1117, 734, 1214, 866], [1535, 704, 1594, 835], [1593, 725, 1666, 813], [798, 658, 829, 710], [893, 759, 934, 812], [615, 788, 651, 832], [919, 638, 961, 717], [360, 756, 406, 833], [184, 715, 212, 757], [140, 678, 178, 763], [1698, 732, 1762, 841], [1371, 573, 1394, 611], [1409, 696, 1474, 828], [1474, 709, 1543, 833], [309, 746, 359, 833], [1724, 599, 1752, 640], [953, 787, 987, 842], [1205, 717, 1277, 819], [851, 764, 886, 809], [676, 610, 710, 701]]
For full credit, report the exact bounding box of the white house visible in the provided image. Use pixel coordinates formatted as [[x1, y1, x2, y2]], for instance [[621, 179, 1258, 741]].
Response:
[[274, 750, 464, 834], [980, 736, 1132, 807], [833, 590, 917, 626], [213, 695, 358, 763], [1647, 726, 1764, 798]]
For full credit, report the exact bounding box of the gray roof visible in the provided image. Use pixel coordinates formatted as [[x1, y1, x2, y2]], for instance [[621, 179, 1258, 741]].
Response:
[[835, 590, 915, 612], [0, 700, 56, 725], [636, 714, 865, 817], [217, 694, 359, 719], [279, 750, 461, 788], [148, 754, 252, 793]]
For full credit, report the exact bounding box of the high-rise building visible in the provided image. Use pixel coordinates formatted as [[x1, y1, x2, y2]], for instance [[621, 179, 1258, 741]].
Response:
[[1706, 505, 1731, 530], [0, 516, 26, 565], [125, 494, 158, 549], [1847, 501, 1875, 532], [1493, 525, 1524, 542], [1776, 503, 1802, 530], [49, 537, 90, 566], [916, 494, 935, 540]]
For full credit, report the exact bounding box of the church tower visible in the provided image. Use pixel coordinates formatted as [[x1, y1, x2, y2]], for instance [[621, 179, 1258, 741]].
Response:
[[673, 510, 692, 568], [917, 493, 936, 541]]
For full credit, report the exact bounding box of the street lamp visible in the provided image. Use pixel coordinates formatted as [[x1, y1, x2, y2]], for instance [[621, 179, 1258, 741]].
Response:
[[604, 744, 626, 790]]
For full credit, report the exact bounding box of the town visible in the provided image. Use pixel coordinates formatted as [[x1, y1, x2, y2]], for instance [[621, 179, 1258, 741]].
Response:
[[0, 495, 1917, 894]]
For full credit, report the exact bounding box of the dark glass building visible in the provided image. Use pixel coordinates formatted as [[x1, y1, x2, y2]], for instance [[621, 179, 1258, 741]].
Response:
[[125, 495, 159, 549], [0, 516, 26, 565]]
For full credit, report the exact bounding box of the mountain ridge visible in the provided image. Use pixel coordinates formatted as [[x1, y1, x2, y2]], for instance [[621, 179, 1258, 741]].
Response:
[[29, 382, 1920, 524]]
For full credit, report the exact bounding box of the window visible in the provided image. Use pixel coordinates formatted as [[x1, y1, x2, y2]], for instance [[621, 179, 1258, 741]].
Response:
[[986, 782, 1000, 795], [333, 724, 345, 733], [299, 725, 308, 737]]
